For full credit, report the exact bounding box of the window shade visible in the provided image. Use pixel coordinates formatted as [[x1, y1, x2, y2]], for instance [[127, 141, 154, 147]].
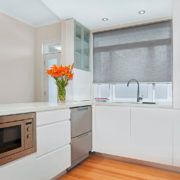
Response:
[[93, 21, 172, 83]]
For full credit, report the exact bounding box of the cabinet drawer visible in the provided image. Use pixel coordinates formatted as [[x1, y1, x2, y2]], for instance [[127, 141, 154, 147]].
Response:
[[71, 132, 92, 162], [36, 109, 70, 126], [37, 121, 70, 156], [0, 154, 37, 180], [71, 106, 92, 137], [36, 145, 71, 180]]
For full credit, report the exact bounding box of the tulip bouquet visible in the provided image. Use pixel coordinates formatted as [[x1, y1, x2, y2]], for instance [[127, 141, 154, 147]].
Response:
[[47, 64, 74, 102]]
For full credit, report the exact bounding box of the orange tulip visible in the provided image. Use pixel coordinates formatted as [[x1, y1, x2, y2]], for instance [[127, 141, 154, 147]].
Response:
[[46, 64, 74, 80]]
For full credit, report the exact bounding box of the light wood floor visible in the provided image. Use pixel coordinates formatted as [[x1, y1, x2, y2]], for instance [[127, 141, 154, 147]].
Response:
[[60, 155, 180, 180]]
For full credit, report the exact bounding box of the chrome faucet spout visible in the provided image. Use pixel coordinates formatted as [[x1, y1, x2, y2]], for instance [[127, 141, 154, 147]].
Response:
[[127, 79, 143, 102]]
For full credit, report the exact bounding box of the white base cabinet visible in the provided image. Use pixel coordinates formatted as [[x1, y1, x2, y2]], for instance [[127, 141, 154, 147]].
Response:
[[93, 105, 180, 167], [0, 146, 71, 180], [0, 109, 71, 180], [131, 108, 174, 165], [36, 145, 71, 180], [93, 106, 131, 157], [173, 118, 180, 167], [37, 120, 70, 157], [36, 109, 71, 179], [0, 154, 37, 180]]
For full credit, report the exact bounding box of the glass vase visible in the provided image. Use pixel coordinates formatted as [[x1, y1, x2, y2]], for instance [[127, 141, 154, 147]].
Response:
[[57, 85, 66, 103]]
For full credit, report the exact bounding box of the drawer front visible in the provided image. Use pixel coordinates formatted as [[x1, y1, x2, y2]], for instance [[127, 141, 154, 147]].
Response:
[[36, 109, 70, 126], [36, 145, 71, 180], [71, 132, 92, 162], [0, 154, 37, 180], [37, 121, 70, 156], [71, 106, 92, 138]]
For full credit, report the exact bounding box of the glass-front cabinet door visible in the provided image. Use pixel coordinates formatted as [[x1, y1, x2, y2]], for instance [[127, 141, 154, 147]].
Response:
[[74, 21, 90, 71], [83, 28, 90, 71], [74, 23, 82, 70]]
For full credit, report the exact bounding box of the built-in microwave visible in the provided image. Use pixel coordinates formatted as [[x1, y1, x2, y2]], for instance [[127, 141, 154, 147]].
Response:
[[0, 113, 36, 165]]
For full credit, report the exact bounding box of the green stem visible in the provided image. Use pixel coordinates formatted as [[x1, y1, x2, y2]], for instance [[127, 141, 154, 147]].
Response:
[[55, 78, 68, 102]]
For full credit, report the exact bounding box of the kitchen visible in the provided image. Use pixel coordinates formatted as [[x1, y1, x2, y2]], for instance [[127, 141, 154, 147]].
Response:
[[0, 0, 180, 179]]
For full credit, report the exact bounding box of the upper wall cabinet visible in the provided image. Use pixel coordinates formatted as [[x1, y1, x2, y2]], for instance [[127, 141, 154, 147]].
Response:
[[61, 19, 90, 71], [61, 19, 91, 101], [75, 22, 90, 71]]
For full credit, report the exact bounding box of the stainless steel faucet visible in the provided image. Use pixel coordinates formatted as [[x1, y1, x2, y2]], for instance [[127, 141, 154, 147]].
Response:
[[127, 79, 143, 102]]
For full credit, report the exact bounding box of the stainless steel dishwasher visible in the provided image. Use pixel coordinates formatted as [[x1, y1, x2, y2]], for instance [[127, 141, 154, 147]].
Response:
[[70, 106, 92, 168]]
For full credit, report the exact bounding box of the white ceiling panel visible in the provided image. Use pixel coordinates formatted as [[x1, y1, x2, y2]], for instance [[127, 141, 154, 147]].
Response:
[[41, 0, 172, 30], [0, 0, 59, 27], [0, 0, 172, 29]]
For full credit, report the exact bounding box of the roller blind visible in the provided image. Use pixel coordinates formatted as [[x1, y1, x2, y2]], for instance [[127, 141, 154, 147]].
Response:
[[93, 21, 172, 83]]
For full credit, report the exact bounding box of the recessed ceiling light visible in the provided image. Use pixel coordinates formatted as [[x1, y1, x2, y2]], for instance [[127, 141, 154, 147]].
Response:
[[102, 18, 109, 21], [138, 10, 146, 15]]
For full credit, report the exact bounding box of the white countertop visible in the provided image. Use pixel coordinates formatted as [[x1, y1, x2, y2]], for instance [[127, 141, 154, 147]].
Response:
[[94, 101, 174, 109], [0, 100, 176, 116], [0, 101, 92, 116]]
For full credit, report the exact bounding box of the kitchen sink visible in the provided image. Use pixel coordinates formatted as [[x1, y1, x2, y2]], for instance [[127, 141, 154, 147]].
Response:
[[108, 101, 156, 105]]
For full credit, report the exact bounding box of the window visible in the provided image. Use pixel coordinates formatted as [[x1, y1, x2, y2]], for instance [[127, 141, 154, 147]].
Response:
[[93, 83, 172, 104], [43, 42, 62, 54], [94, 84, 111, 99], [93, 21, 172, 83], [93, 21, 172, 104], [43, 42, 61, 102]]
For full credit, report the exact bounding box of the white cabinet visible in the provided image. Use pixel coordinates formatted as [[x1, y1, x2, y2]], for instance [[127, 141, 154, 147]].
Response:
[[0, 109, 71, 180], [61, 19, 91, 101], [93, 106, 131, 157], [37, 121, 70, 156], [173, 115, 180, 167], [74, 21, 90, 71], [36, 109, 70, 126], [131, 108, 174, 165], [36, 109, 71, 157], [93, 105, 180, 167], [36, 109, 71, 178], [36, 145, 71, 180], [61, 19, 90, 71], [0, 145, 70, 180], [0, 154, 37, 180]]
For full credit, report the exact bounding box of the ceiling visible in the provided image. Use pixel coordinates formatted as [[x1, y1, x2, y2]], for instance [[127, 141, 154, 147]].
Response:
[[0, 0, 172, 29], [0, 0, 59, 27], [42, 0, 172, 30]]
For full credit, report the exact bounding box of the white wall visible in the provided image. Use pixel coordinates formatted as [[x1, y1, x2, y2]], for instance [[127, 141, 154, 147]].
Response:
[[0, 12, 35, 103], [173, 0, 180, 108]]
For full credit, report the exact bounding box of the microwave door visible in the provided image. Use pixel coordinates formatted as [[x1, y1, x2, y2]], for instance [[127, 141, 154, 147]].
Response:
[[0, 121, 25, 159]]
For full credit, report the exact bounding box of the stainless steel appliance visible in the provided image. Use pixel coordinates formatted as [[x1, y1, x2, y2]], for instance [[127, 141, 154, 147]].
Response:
[[70, 106, 92, 168], [0, 113, 36, 165]]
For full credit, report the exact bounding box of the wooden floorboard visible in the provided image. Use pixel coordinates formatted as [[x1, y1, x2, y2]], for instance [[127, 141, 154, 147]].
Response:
[[60, 155, 180, 180]]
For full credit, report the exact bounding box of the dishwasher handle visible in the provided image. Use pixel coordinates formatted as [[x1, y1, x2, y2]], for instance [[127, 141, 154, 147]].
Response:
[[77, 107, 89, 111]]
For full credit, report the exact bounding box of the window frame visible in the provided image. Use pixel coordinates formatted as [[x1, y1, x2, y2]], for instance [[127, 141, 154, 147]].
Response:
[[43, 53, 61, 102]]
